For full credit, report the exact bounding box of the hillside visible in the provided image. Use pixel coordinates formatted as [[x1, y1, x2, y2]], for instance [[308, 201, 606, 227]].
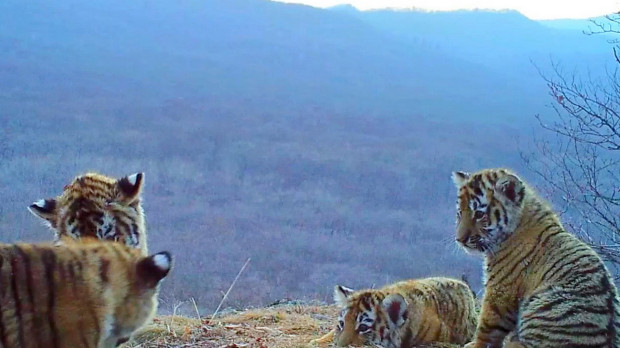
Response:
[[0, 0, 549, 121], [1, 0, 615, 315]]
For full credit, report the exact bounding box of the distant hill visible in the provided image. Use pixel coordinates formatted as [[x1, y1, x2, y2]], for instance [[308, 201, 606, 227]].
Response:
[[0, 0, 555, 122], [539, 17, 605, 31], [329, 7, 615, 81]]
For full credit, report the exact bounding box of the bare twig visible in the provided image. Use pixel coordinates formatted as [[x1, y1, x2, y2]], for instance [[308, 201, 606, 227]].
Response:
[[190, 297, 201, 319], [211, 258, 251, 320]]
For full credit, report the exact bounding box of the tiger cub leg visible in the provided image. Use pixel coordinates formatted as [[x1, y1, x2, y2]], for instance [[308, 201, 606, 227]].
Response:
[[309, 328, 336, 345], [464, 291, 516, 348], [515, 289, 614, 348]]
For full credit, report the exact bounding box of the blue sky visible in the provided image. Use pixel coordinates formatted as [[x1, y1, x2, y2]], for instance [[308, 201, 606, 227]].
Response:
[[272, 0, 619, 19]]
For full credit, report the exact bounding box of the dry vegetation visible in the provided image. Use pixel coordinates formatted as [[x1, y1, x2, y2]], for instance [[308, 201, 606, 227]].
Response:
[[127, 304, 359, 348]]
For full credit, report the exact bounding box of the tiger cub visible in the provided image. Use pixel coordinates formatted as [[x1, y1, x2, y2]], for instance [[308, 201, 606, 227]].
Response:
[[312, 277, 477, 348], [28, 172, 148, 254], [452, 168, 620, 348], [0, 238, 171, 348]]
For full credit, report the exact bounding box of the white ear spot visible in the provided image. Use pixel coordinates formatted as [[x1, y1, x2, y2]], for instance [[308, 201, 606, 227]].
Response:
[[153, 253, 171, 271], [334, 285, 355, 307], [33, 199, 46, 208], [127, 173, 139, 186], [452, 171, 470, 187]]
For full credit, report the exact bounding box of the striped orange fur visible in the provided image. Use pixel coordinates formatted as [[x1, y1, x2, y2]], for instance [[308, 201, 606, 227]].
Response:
[[315, 277, 477, 348], [0, 239, 171, 348], [453, 168, 620, 347], [29, 172, 148, 255]]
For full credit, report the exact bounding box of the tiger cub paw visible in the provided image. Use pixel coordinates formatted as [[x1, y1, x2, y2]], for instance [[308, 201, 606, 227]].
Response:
[[309, 329, 335, 345]]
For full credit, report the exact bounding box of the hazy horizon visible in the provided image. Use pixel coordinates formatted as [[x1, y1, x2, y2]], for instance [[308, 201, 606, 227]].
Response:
[[272, 0, 619, 20]]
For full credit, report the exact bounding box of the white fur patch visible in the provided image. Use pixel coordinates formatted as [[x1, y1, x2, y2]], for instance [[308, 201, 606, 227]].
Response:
[[128, 173, 140, 186], [452, 171, 470, 187], [99, 298, 117, 346], [96, 213, 116, 239], [153, 253, 171, 271], [33, 199, 46, 208], [103, 314, 114, 338], [334, 285, 354, 307]]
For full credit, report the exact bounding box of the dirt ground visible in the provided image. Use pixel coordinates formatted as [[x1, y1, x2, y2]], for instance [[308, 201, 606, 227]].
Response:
[[127, 304, 364, 348]]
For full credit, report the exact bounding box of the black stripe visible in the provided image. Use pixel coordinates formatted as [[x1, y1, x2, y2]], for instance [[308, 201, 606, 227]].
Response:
[[41, 249, 59, 348], [130, 222, 140, 247], [10, 247, 25, 348], [602, 276, 616, 345], [0, 255, 7, 348], [64, 250, 89, 348], [416, 316, 431, 341], [99, 259, 110, 284], [534, 210, 553, 224], [115, 220, 130, 241], [489, 228, 560, 285], [524, 331, 608, 347], [558, 259, 604, 285], [540, 248, 593, 281], [401, 326, 414, 347], [77, 256, 101, 338], [499, 203, 508, 225], [526, 231, 566, 271], [493, 245, 537, 285], [16, 246, 43, 348]]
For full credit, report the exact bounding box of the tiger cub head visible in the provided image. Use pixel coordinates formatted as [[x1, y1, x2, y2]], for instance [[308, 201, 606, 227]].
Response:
[[332, 285, 408, 348], [452, 168, 528, 255], [28, 172, 147, 253], [50, 239, 172, 346], [108, 249, 172, 346]]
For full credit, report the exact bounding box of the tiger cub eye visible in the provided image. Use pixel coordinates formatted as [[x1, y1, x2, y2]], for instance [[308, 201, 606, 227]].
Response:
[[474, 210, 485, 219]]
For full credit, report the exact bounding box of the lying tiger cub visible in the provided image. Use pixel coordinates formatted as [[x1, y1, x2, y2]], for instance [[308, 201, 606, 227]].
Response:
[[312, 277, 478, 348]]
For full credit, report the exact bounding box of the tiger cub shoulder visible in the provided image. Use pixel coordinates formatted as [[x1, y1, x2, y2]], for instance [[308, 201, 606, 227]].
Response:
[[29, 171, 148, 254], [0, 239, 171, 347], [318, 277, 477, 348]]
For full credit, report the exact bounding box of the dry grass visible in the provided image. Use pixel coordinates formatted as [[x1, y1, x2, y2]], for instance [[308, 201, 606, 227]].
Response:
[[127, 304, 346, 348]]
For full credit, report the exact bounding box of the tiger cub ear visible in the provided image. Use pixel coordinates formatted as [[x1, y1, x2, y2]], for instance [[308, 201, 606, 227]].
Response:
[[494, 173, 525, 205], [116, 172, 144, 204], [451, 171, 470, 187], [137, 251, 172, 288], [27, 199, 57, 226], [381, 294, 408, 328], [334, 285, 355, 307]]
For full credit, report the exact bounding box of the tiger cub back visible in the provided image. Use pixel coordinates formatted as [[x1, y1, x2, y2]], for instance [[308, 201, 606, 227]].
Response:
[[328, 277, 477, 348], [28, 172, 148, 254], [452, 168, 620, 348], [0, 239, 171, 348]]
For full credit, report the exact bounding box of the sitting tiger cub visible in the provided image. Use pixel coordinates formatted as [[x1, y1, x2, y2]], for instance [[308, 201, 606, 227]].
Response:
[[452, 168, 620, 347], [0, 239, 171, 348], [312, 277, 477, 347], [29, 172, 148, 255]]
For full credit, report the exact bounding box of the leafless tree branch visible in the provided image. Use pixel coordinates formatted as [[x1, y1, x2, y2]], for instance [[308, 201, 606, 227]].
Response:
[[524, 13, 620, 271]]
